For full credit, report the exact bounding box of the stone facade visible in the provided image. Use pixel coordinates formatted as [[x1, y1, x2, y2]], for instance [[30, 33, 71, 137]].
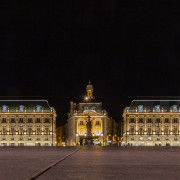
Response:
[[67, 83, 113, 146], [123, 98, 180, 146], [0, 100, 56, 146]]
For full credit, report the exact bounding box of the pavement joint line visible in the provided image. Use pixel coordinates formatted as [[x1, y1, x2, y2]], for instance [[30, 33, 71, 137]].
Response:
[[26, 148, 81, 180]]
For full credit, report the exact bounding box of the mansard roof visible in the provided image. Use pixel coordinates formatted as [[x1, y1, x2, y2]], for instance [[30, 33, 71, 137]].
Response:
[[0, 100, 51, 112], [129, 98, 180, 112]]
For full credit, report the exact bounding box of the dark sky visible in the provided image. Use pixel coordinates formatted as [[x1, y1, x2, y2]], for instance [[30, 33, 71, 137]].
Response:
[[1, 1, 180, 125]]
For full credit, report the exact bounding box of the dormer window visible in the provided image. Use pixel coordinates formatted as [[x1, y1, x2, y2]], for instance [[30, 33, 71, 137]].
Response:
[[19, 105, 24, 112], [2, 105, 8, 112], [36, 105, 42, 112], [155, 105, 160, 112], [83, 106, 88, 112], [138, 105, 143, 112], [172, 105, 178, 112], [91, 106, 96, 112]]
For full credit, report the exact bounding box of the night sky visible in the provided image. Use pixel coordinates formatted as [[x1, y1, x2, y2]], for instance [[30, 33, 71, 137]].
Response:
[[1, 2, 180, 125]]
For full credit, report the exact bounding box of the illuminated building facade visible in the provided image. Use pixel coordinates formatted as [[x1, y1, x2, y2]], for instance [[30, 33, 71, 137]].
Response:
[[0, 100, 56, 146], [123, 98, 180, 146], [67, 82, 113, 146]]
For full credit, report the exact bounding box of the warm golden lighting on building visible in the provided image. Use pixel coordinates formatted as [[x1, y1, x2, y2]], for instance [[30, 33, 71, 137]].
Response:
[[123, 98, 180, 146], [67, 82, 113, 146], [0, 100, 56, 146]]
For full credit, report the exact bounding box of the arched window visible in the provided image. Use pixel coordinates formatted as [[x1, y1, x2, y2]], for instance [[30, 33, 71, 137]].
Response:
[[2, 105, 8, 112], [19, 105, 24, 112], [172, 105, 178, 112], [36, 105, 42, 112], [155, 105, 160, 112], [88, 90, 91, 96], [138, 105, 143, 112]]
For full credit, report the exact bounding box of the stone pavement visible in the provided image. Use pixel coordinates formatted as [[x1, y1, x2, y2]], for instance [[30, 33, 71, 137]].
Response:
[[0, 147, 77, 180], [1, 146, 180, 180], [37, 146, 180, 180]]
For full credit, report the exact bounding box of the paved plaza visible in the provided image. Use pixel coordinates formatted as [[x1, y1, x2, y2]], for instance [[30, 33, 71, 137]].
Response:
[[0, 146, 180, 180]]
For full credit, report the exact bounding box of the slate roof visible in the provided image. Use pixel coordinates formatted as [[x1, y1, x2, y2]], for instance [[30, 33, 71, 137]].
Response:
[[129, 99, 180, 112], [0, 100, 51, 112]]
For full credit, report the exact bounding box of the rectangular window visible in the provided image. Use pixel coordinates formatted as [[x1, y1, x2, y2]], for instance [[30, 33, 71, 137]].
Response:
[[11, 118, 15, 123], [2, 126, 6, 134], [130, 118, 135, 123], [19, 118, 23, 123], [45, 118, 50, 123], [28, 118, 32, 123], [96, 121, 100, 125], [36, 118, 40, 123], [165, 118, 169, 123], [165, 126, 169, 134], [80, 121, 84, 125], [80, 128, 83, 135], [130, 126, 134, 134], [156, 126, 160, 134], [2, 118, 6, 123], [96, 129, 100, 135], [147, 118, 152, 123], [139, 126, 143, 134], [11, 126, 15, 134], [148, 126, 151, 134], [156, 118, 160, 123], [45, 126, 49, 134], [173, 118, 178, 123], [19, 125, 23, 134], [36, 125, 41, 134], [173, 126, 178, 134], [138, 118, 143, 123], [28, 125, 32, 134]]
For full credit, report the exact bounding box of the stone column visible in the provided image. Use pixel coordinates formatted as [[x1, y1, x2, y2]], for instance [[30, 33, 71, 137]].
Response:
[[170, 116, 172, 132], [7, 116, 10, 132], [144, 116, 147, 131], [161, 116, 164, 132], [152, 115, 155, 132], [135, 116, 138, 132], [127, 117, 129, 132]]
